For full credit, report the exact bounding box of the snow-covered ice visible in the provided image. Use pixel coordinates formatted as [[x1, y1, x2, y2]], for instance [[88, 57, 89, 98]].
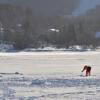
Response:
[[0, 51, 100, 99]]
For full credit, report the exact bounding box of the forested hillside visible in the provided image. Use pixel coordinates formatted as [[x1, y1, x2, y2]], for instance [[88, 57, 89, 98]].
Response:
[[0, 1, 100, 49], [0, 0, 80, 16]]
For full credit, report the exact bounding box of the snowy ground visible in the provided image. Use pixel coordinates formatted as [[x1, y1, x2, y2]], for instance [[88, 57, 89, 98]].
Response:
[[0, 51, 100, 100]]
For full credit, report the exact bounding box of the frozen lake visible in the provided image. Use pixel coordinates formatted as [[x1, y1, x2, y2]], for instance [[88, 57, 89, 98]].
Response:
[[0, 51, 100, 100]]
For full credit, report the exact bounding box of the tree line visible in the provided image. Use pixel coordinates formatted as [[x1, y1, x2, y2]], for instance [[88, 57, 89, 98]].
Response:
[[0, 4, 100, 49]]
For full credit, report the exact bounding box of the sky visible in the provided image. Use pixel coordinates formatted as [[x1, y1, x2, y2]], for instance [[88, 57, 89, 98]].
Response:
[[72, 0, 100, 16]]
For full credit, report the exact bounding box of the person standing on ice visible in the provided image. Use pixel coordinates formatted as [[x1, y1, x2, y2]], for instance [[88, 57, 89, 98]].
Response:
[[81, 65, 91, 76]]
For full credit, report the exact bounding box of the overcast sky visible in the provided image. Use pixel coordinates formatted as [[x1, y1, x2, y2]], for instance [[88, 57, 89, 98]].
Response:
[[72, 0, 100, 16]]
